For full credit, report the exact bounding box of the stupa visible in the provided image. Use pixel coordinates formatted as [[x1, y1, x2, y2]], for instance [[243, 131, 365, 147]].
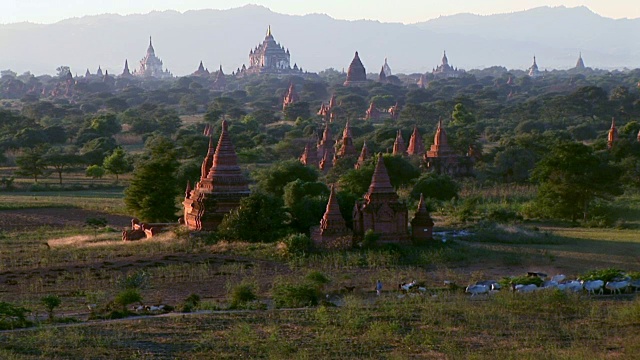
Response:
[[411, 193, 434, 243], [183, 120, 250, 230], [311, 185, 352, 249], [344, 51, 367, 86], [407, 125, 425, 156]]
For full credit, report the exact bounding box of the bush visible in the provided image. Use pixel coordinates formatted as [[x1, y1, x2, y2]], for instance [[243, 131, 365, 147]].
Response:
[[280, 233, 312, 257], [119, 270, 149, 289], [498, 275, 543, 288], [41, 294, 61, 321], [272, 281, 320, 308], [362, 229, 379, 249], [0, 302, 32, 330], [305, 271, 331, 287], [181, 293, 201, 313], [114, 289, 142, 312], [580, 268, 625, 283], [487, 208, 523, 223], [228, 283, 257, 309]]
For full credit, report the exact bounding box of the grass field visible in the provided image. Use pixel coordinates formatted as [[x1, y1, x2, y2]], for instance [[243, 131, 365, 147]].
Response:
[[1, 181, 639, 358]]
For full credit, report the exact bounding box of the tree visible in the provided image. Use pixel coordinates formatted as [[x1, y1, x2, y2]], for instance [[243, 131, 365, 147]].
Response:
[[15, 146, 48, 183], [103, 148, 133, 181], [411, 173, 459, 201], [86, 165, 106, 180], [283, 180, 329, 234], [56, 66, 70, 78], [217, 192, 290, 243], [89, 114, 121, 137], [124, 136, 179, 222], [283, 101, 310, 121], [41, 295, 61, 321], [254, 160, 319, 197], [532, 142, 622, 222], [114, 289, 142, 313], [43, 146, 82, 185]]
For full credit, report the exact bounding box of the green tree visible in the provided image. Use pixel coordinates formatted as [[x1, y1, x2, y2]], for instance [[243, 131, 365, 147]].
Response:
[[114, 289, 142, 313], [85, 165, 106, 180], [283, 101, 310, 121], [124, 136, 179, 222], [40, 295, 61, 321], [283, 180, 329, 234], [411, 173, 459, 201], [217, 192, 290, 243], [43, 146, 82, 185], [103, 147, 133, 181], [532, 142, 622, 222], [15, 146, 48, 183], [254, 160, 319, 197], [89, 113, 121, 137]]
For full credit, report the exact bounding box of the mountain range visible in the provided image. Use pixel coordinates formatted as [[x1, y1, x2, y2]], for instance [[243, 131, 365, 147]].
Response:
[[0, 5, 638, 76]]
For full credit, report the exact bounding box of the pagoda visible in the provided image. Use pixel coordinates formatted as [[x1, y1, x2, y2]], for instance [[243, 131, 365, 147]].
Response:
[[317, 122, 334, 161], [378, 66, 387, 83], [411, 193, 434, 243], [382, 58, 392, 76], [135, 37, 172, 78], [241, 26, 301, 76], [388, 102, 400, 120], [96, 66, 103, 77], [407, 125, 425, 156], [355, 142, 369, 169], [344, 51, 367, 86], [432, 51, 463, 79], [607, 118, 618, 149], [575, 53, 585, 70], [365, 102, 380, 121], [120, 60, 133, 78], [213, 65, 226, 90], [336, 121, 357, 159], [282, 82, 300, 110], [183, 120, 250, 231], [300, 141, 319, 168], [417, 74, 428, 89], [528, 56, 542, 78], [353, 155, 409, 242], [424, 119, 467, 175], [311, 185, 352, 249], [392, 130, 407, 156], [192, 61, 210, 77]]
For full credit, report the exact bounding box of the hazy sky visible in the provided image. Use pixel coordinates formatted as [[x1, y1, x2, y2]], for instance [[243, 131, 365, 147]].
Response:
[[1, 0, 638, 24]]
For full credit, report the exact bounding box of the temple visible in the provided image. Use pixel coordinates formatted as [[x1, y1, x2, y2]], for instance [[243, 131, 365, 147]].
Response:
[[607, 118, 618, 149], [183, 120, 250, 231], [365, 102, 380, 121], [192, 61, 210, 77], [575, 53, 585, 70], [300, 141, 319, 168], [344, 51, 368, 86], [407, 125, 425, 156], [213, 65, 226, 91], [310, 185, 352, 249], [282, 82, 299, 110], [392, 130, 407, 156], [240, 26, 302, 76], [317, 122, 335, 171], [417, 74, 428, 89], [120, 60, 133, 78], [135, 37, 172, 78], [388, 102, 400, 120], [528, 56, 542, 78], [353, 155, 409, 242], [410, 194, 434, 243], [378, 66, 387, 83], [334, 121, 358, 163], [424, 119, 470, 176], [432, 51, 463, 79], [355, 142, 369, 169], [382, 58, 392, 76]]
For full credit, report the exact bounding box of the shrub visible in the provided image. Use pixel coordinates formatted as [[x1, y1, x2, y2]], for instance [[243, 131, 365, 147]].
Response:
[[305, 271, 331, 287], [280, 233, 312, 256], [486, 208, 523, 223], [41, 294, 61, 321], [362, 229, 379, 249], [228, 283, 257, 309], [0, 302, 32, 330], [114, 289, 142, 312], [181, 293, 201, 313], [580, 268, 625, 283], [119, 270, 149, 289], [498, 275, 543, 288], [272, 281, 320, 308]]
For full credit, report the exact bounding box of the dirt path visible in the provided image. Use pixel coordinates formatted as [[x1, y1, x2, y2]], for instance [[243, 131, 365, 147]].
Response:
[[0, 208, 131, 231]]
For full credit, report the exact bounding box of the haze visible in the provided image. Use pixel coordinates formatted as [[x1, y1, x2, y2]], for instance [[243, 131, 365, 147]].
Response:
[[1, 0, 638, 24]]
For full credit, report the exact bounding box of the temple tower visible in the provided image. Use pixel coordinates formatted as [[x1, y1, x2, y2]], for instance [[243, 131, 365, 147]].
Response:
[[183, 120, 250, 231], [365, 102, 380, 121], [311, 185, 352, 249], [378, 66, 387, 83], [424, 119, 468, 175], [121, 60, 132, 78], [575, 52, 585, 70], [407, 125, 425, 156], [411, 193, 434, 243], [336, 121, 357, 158], [344, 51, 367, 86], [393, 130, 407, 156], [355, 142, 369, 169], [214, 65, 226, 90], [300, 141, 319, 168], [282, 82, 300, 110], [608, 118, 618, 149], [193, 61, 209, 77], [528, 56, 541, 78], [353, 155, 409, 242]]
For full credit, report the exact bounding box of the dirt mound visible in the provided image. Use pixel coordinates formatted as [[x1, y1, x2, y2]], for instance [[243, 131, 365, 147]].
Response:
[[0, 208, 132, 231]]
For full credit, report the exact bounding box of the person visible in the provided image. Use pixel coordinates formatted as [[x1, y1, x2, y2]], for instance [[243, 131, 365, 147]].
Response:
[[376, 280, 383, 296]]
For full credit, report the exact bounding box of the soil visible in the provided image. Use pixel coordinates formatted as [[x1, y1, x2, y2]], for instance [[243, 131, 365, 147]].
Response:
[[0, 207, 132, 231]]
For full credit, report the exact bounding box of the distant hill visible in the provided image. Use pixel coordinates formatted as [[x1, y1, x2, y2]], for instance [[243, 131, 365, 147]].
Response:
[[0, 5, 638, 76]]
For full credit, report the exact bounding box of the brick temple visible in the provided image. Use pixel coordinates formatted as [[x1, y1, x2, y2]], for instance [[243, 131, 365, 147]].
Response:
[[183, 120, 250, 231], [311, 185, 352, 249], [353, 155, 409, 242], [344, 51, 368, 87]]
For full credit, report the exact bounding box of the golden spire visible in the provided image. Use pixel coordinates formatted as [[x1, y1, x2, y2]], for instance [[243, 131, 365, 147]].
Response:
[[267, 25, 272, 37]]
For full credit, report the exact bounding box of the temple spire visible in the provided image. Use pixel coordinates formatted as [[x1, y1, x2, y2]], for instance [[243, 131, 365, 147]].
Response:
[[185, 180, 192, 199], [407, 125, 424, 155], [319, 184, 347, 233], [368, 154, 394, 194], [411, 193, 434, 242], [393, 129, 406, 156], [607, 117, 618, 149], [267, 25, 272, 37]]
